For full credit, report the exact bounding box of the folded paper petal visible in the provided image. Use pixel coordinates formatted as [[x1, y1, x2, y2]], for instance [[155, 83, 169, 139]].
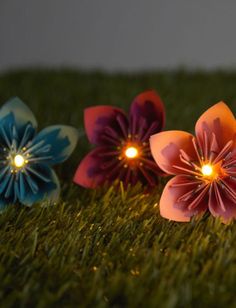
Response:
[[73, 147, 109, 188], [159, 175, 207, 222], [0, 113, 36, 150], [129, 90, 165, 136], [208, 178, 236, 223], [150, 130, 196, 175], [0, 113, 16, 146], [0, 171, 17, 206], [31, 125, 79, 165], [19, 165, 60, 206], [84, 106, 128, 145], [195, 102, 236, 149], [0, 97, 37, 132], [0, 164, 60, 207]]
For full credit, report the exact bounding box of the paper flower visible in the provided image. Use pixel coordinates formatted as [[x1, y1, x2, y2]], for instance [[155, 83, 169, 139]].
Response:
[[74, 90, 165, 188], [0, 97, 78, 208], [150, 102, 236, 223]]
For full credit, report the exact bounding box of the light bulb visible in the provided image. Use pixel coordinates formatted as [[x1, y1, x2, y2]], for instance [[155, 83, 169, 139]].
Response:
[[125, 147, 138, 159], [14, 154, 25, 168], [201, 164, 213, 176]]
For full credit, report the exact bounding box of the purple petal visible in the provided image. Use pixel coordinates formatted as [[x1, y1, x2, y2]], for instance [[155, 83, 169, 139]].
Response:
[[129, 90, 165, 138], [84, 106, 128, 145], [73, 147, 117, 188]]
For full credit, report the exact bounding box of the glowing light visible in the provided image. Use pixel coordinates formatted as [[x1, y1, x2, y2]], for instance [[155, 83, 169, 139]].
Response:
[[201, 164, 213, 176], [14, 154, 25, 168], [125, 146, 138, 159]]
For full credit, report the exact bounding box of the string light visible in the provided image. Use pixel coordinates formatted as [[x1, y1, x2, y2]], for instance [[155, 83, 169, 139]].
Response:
[[201, 164, 213, 177], [13, 154, 26, 168], [125, 146, 138, 159]]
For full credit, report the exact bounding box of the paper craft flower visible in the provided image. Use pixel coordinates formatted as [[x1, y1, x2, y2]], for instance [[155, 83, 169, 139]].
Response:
[[74, 90, 165, 188], [150, 102, 236, 223], [0, 97, 78, 208]]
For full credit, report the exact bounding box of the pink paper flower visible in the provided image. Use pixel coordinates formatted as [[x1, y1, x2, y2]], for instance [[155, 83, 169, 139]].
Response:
[[74, 91, 165, 188], [150, 102, 236, 223]]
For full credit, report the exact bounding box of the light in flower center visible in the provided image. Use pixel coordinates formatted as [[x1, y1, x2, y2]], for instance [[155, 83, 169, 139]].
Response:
[[125, 146, 139, 159], [201, 164, 213, 177], [13, 154, 26, 168]]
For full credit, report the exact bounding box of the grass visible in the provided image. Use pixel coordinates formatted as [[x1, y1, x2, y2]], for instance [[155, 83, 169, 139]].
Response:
[[0, 69, 236, 307]]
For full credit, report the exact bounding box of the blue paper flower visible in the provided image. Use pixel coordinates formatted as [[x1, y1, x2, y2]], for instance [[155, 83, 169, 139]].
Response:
[[0, 97, 79, 208]]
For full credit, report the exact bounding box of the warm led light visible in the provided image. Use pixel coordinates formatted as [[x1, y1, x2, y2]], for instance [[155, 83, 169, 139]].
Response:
[[14, 154, 25, 168], [125, 146, 138, 159], [201, 164, 213, 176]]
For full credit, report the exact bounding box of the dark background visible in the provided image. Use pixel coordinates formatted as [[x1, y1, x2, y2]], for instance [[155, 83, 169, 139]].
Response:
[[1, 0, 236, 72]]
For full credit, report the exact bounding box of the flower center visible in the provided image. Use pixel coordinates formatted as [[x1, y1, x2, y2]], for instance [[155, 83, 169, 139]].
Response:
[[201, 164, 213, 177], [125, 146, 139, 159], [13, 154, 26, 168], [199, 161, 227, 182], [4, 148, 30, 172]]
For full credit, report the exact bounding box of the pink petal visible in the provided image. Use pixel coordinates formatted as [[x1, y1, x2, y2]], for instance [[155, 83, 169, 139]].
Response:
[[73, 147, 109, 188], [129, 90, 165, 137], [150, 130, 196, 175], [159, 175, 207, 222], [208, 178, 236, 223], [84, 106, 128, 145], [195, 102, 236, 149]]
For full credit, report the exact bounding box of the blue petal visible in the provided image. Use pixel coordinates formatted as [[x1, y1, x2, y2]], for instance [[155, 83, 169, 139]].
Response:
[[0, 97, 37, 132], [18, 164, 60, 206], [31, 125, 79, 165], [0, 113, 35, 149], [0, 170, 17, 209], [0, 113, 14, 147]]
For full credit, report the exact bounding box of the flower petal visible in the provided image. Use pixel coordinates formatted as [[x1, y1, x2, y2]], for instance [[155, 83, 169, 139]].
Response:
[[195, 102, 236, 149], [0, 97, 37, 131], [19, 165, 60, 206], [208, 178, 236, 223], [73, 147, 109, 188], [129, 90, 165, 137], [31, 125, 79, 165], [84, 106, 128, 145], [0, 113, 35, 150], [159, 175, 207, 222], [0, 168, 20, 205], [150, 130, 196, 175], [0, 172, 14, 209], [0, 113, 15, 147]]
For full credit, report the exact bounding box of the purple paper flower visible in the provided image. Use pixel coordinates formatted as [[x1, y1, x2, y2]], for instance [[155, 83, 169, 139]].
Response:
[[74, 91, 165, 188]]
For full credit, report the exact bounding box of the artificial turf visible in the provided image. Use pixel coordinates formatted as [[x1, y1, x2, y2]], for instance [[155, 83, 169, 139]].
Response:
[[0, 69, 236, 307]]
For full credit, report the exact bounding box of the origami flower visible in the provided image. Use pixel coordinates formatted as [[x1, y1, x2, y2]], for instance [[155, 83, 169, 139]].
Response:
[[0, 97, 78, 208], [74, 91, 165, 188], [150, 102, 236, 223]]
